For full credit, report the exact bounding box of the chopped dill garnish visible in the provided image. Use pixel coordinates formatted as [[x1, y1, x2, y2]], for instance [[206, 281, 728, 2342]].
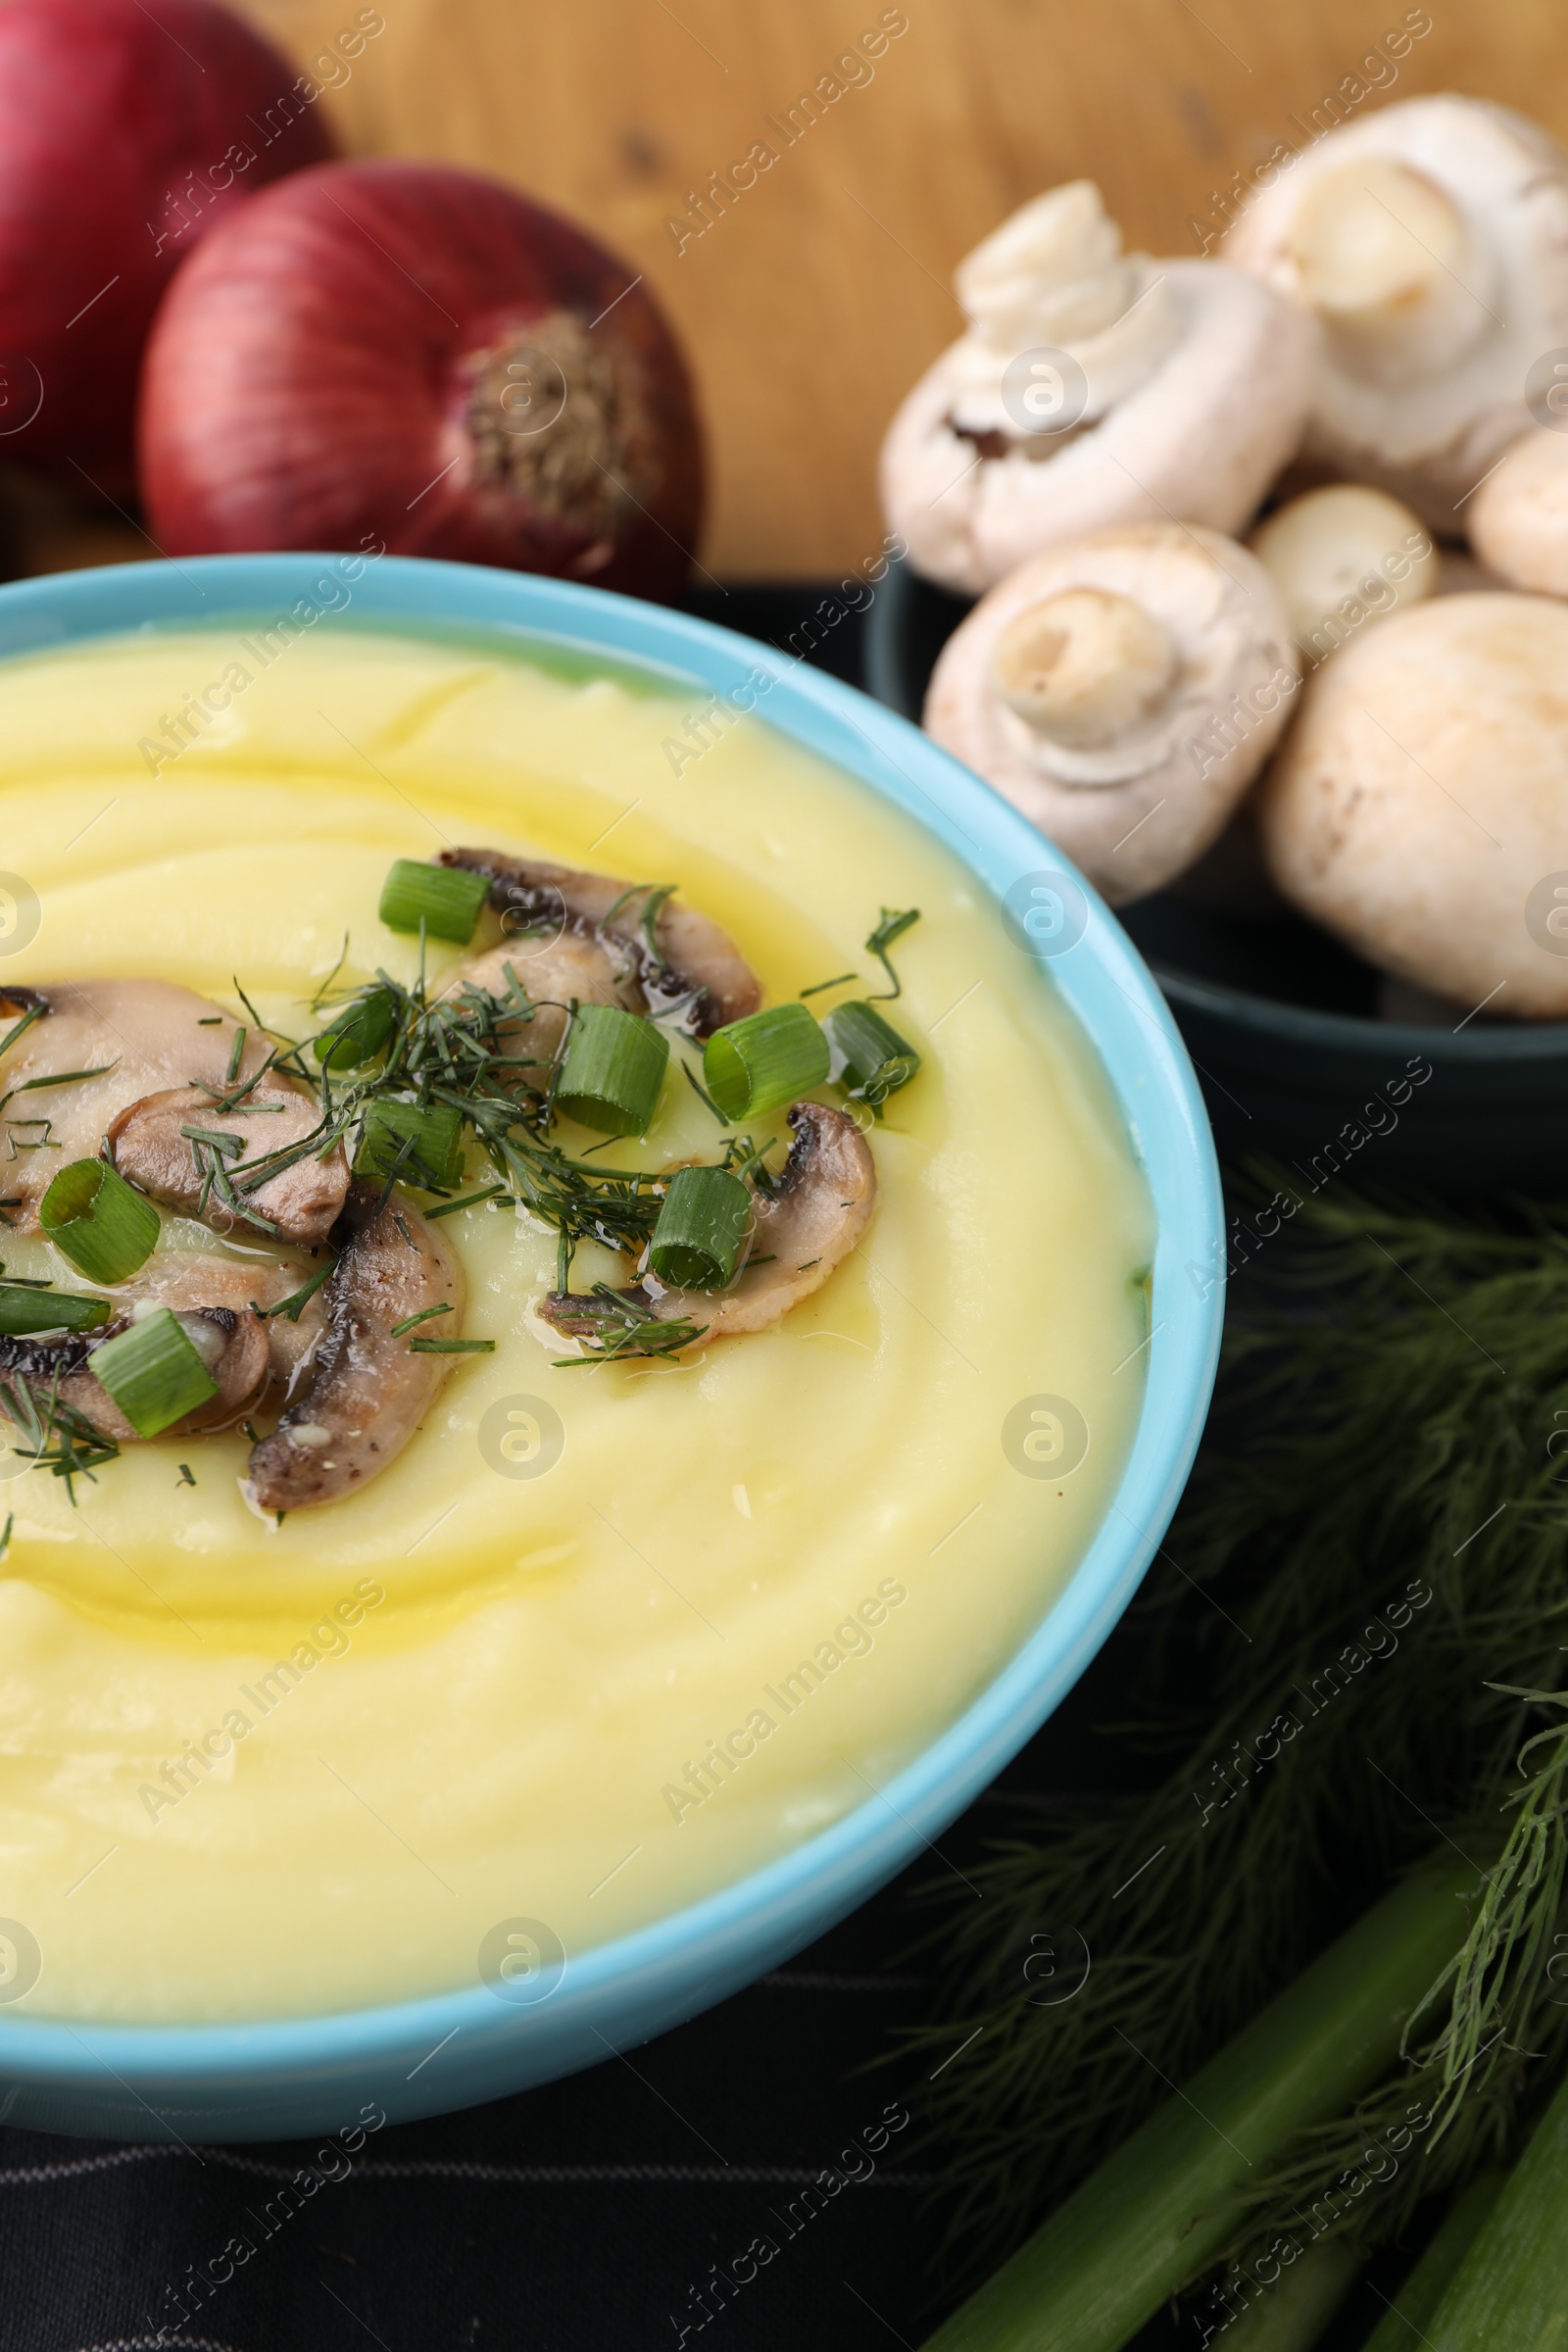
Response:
[[179, 1125, 246, 1159], [864, 907, 920, 1000], [0, 1509, 10, 1558], [252, 1261, 333, 1322], [0, 1369, 120, 1501], [0, 1002, 45, 1060], [799, 971, 858, 999], [551, 1284, 707, 1366], [0, 1062, 117, 1114], [224, 1025, 247, 1084], [409, 1336, 495, 1354], [426, 1184, 507, 1220], [176, 1463, 195, 1487], [391, 1302, 451, 1337]]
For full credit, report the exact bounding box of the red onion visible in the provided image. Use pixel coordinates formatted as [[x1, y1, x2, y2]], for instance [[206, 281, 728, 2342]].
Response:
[[139, 161, 706, 598], [0, 0, 336, 493]]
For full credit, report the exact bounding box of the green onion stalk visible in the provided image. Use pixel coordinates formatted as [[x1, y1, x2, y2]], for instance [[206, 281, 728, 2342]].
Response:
[[918, 1860, 1478, 2352], [1200, 2238, 1362, 2351], [1420, 2082, 1568, 2347], [909, 1178, 1568, 2316], [1361, 2171, 1505, 2351]]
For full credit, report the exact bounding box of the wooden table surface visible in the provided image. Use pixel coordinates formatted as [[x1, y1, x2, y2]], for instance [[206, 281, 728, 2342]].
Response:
[[59, 2, 1568, 578]]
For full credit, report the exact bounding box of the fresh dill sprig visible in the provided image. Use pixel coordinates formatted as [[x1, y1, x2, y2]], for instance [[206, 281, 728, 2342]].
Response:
[[908, 1175, 1568, 2295]]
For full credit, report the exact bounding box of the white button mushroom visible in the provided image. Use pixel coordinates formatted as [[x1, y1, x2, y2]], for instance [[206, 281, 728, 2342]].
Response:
[[1224, 97, 1568, 526], [1468, 426, 1568, 595], [1257, 591, 1568, 1016], [923, 523, 1299, 903], [880, 181, 1316, 595], [1249, 484, 1438, 666]]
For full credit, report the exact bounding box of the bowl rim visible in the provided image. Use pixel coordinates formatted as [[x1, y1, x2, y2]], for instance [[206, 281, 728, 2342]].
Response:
[[1152, 961, 1568, 1061], [0, 553, 1222, 2106]]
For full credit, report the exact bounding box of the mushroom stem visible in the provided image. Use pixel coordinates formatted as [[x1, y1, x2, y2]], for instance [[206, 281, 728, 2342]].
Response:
[[438, 850, 760, 1039], [950, 180, 1179, 432], [990, 588, 1178, 750], [1286, 158, 1492, 384]]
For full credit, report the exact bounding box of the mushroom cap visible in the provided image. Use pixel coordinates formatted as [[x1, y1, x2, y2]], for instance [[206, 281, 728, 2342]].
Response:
[[440, 849, 760, 1038], [880, 185, 1315, 595], [1468, 426, 1568, 595], [1249, 483, 1438, 664], [245, 1181, 465, 1513], [923, 523, 1299, 903], [1223, 96, 1568, 524], [545, 1100, 877, 1347], [1257, 590, 1568, 1016]]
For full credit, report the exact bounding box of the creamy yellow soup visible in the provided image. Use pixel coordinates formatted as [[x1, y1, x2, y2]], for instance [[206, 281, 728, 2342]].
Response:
[[0, 620, 1152, 2022]]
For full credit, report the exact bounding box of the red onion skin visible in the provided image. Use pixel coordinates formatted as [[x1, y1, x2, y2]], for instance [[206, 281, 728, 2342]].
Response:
[[139, 161, 706, 599], [0, 0, 334, 493]]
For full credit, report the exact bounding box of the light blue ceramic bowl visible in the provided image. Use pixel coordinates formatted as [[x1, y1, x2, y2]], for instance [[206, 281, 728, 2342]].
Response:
[[0, 556, 1222, 2142]]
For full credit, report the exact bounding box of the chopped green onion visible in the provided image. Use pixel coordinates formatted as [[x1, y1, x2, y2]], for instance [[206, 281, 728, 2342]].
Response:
[[649, 1165, 751, 1291], [556, 1005, 668, 1137], [225, 1025, 247, 1084], [39, 1159, 160, 1284], [378, 858, 489, 944], [90, 1308, 219, 1438], [823, 1000, 921, 1109], [314, 987, 397, 1073], [409, 1336, 495, 1353], [355, 1100, 465, 1191], [0, 1284, 112, 1337], [703, 1002, 829, 1122]]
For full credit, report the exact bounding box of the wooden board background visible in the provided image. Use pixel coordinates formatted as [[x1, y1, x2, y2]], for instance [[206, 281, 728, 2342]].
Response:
[[168, 2, 1568, 575]]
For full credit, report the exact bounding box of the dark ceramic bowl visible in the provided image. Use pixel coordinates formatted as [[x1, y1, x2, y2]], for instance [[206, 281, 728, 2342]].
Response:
[[866, 556, 1568, 1195]]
